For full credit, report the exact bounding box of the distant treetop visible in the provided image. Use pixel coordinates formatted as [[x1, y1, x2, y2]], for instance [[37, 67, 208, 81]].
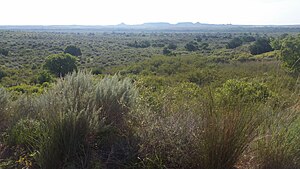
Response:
[[64, 45, 82, 56]]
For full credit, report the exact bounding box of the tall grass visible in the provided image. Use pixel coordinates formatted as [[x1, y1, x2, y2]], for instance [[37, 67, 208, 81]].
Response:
[[94, 75, 138, 168], [254, 101, 300, 169], [95, 75, 137, 128], [135, 83, 267, 169], [30, 71, 138, 168], [0, 87, 10, 131], [33, 71, 99, 169]]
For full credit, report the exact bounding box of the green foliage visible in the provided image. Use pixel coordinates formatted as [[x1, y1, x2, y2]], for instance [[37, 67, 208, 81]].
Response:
[[217, 79, 272, 104], [127, 40, 151, 48], [34, 70, 54, 84], [36, 109, 94, 169], [0, 69, 7, 80], [250, 38, 273, 55], [1, 31, 300, 169], [64, 45, 82, 56], [167, 43, 177, 50], [8, 84, 42, 94], [185, 41, 199, 51], [44, 53, 77, 77], [0, 48, 9, 56], [135, 83, 266, 169], [34, 71, 97, 169], [95, 75, 137, 127], [226, 37, 243, 49], [241, 35, 256, 42], [162, 47, 171, 55], [0, 88, 10, 128], [91, 67, 104, 75], [8, 118, 43, 149], [255, 104, 300, 169], [279, 35, 300, 73]]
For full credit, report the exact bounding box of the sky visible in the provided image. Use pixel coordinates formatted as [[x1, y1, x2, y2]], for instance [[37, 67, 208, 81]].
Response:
[[0, 0, 299, 25]]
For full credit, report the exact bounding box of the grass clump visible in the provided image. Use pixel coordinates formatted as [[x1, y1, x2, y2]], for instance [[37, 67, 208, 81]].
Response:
[[0, 87, 10, 131]]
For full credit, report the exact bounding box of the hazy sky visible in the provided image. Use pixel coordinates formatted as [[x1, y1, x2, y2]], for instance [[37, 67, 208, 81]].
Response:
[[0, 0, 299, 25]]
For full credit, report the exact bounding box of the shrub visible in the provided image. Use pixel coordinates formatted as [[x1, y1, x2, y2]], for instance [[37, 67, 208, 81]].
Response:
[[279, 35, 300, 73], [250, 38, 273, 55], [217, 79, 272, 105], [0, 88, 10, 129], [8, 119, 43, 149], [91, 67, 104, 75], [94, 75, 138, 168], [34, 71, 98, 169], [167, 43, 177, 50], [226, 37, 243, 49], [0, 69, 7, 80], [185, 41, 199, 51], [35, 109, 95, 169], [162, 47, 171, 55], [255, 103, 300, 169], [95, 75, 137, 127], [8, 84, 42, 94], [34, 70, 54, 84], [127, 41, 151, 48], [135, 84, 266, 169], [44, 53, 77, 77], [0, 48, 9, 56], [64, 45, 82, 56]]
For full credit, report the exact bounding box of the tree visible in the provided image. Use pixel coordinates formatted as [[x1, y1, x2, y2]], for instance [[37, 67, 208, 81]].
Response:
[[167, 43, 177, 50], [0, 69, 7, 80], [226, 37, 243, 49], [241, 36, 255, 42], [185, 41, 199, 51], [64, 45, 82, 56], [44, 53, 77, 77], [35, 70, 54, 84], [163, 47, 172, 55], [280, 35, 300, 73], [249, 38, 273, 55], [0, 48, 9, 56]]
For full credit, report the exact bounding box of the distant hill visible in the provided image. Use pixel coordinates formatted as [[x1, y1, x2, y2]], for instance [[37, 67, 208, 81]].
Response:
[[0, 22, 300, 33]]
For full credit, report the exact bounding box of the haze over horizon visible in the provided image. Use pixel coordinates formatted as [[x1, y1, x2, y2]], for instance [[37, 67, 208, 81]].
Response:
[[0, 0, 299, 26]]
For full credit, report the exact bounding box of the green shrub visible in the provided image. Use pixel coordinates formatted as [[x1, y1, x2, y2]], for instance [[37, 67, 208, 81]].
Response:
[[44, 53, 78, 77], [250, 38, 273, 55], [0, 48, 9, 56], [8, 84, 42, 94], [94, 75, 139, 168], [279, 35, 300, 74], [255, 104, 300, 169], [0, 87, 10, 129], [217, 79, 272, 105], [95, 75, 137, 127], [64, 45, 82, 56], [226, 37, 243, 49], [0, 69, 7, 80], [35, 109, 94, 169], [185, 41, 199, 51], [135, 85, 266, 169], [33, 71, 98, 169], [35, 70, 54, 84], [8, 118, 43, 149]]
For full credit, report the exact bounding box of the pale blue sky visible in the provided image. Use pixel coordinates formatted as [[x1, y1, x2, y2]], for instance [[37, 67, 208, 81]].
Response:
[[0, 0, 299, 25]]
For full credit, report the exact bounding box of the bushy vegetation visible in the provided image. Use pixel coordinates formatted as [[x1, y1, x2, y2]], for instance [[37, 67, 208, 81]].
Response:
[[44, 53, 77, 77], [279, 35, 300, 73], [250, 38, 273, 55], [0, 30, 300, 169], [226, 37, 243, 49], [64, 45, 82, 56]]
